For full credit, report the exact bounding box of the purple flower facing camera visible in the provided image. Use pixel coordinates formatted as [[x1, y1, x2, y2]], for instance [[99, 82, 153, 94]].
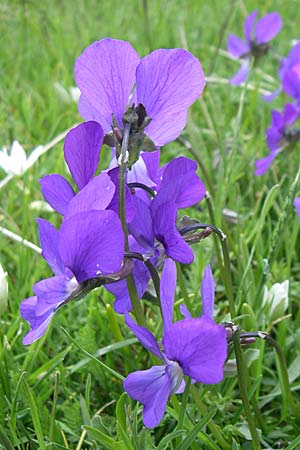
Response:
[[227, 10, 282, 85], [124, 261, 227, 428]]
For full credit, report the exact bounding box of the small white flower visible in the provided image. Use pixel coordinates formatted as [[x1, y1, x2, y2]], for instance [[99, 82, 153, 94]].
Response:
[[263, 280, 289, 321], [54, 82, 80, 103], [0, 262, 8, 316], [0, 141, 44, 176]]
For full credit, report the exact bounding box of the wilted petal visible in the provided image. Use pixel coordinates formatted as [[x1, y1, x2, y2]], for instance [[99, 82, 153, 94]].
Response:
[[66, 172, 115, 216], [37, 218, 65, 275], [244, 10, 258, 43], [255, 12, 282, 44], [163, 316, 227, 384], [294, 197, 300, 222], [59, 210, 124, 282], [75, 38, 140, 132], [64, 122, 104, 190], [136, 49, 205, 146], [39, 174, 75, 215], [227, 35, 249, 59], [124, 365, 173, 428], [20, 296, 54, 345], [201, 265, 214, 319], [125, 313, 164, 359], [229, 59, 250, 85], [161, 259, 176, 335], [34, 275, 78, 316]]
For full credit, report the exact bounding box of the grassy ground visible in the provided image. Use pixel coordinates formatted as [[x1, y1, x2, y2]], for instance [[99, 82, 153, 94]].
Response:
[[1, 0, 300, 448]]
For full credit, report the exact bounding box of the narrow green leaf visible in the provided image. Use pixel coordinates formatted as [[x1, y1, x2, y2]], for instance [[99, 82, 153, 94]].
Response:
[[22, 377, 46, 450], [285, 434, 300, 450], [0, 424, 14, 450], [156, 429, 185, 450], [82, 425, 125, 450], [176, 409, 218, 450]]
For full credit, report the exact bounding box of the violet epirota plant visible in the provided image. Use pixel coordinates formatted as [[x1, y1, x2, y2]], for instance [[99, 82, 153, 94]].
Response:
[[227, 10, 282, 85]]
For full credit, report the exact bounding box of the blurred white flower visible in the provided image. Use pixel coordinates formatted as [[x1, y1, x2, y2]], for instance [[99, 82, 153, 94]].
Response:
[[29, 200, 54, 212], [0, 141, 44, 176], [263, 280, 289, 321], [54, 82, 81, 103], [0, 262, 8, 316]]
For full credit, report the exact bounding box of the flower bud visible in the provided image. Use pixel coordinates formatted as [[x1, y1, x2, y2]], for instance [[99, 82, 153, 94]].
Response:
[[0, 263, 8, 316], [263, 280, 289, 322]]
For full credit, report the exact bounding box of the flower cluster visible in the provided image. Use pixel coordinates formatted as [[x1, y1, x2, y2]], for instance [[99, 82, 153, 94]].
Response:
[[20, 38, 229, 427], [227, 10, 300, 219]]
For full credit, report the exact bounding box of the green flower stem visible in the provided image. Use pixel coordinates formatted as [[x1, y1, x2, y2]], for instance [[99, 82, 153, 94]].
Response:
[[233, 331, 261, 450], [177, 377, 191, 434], [190, 385, 231, 450], [206, 194, 262, 447], [176, 263, 193, 311], [118, 125, 146, 326]]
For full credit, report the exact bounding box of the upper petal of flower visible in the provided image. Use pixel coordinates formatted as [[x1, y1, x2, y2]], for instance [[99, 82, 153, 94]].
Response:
[[136, 48, 205, 146], [64, 121, 104, 190], [294, 197, 300, 222], [75, 38, 140, 132], [161, 259, 177, 335], [163, 316, 227, 384], [39, 174, 75, 215], [58, 210, 124, 283], [37, 218, 65, 275], [20, 296, 54, 345], [244, 10, 258, 43], [227, 34, 249, 59], [124, 365, 173, 428], [255, 12, 282, 45], [125, 313, 164, 359], [201, 264, 215, 319]]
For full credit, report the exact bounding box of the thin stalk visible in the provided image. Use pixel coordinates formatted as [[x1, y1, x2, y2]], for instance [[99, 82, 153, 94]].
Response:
[[176, 263, 193, 311], [176, 378, 191, 445], [49, 371, 60, 444], [233, 331, 261, 450], [118, 125, 145, 326]]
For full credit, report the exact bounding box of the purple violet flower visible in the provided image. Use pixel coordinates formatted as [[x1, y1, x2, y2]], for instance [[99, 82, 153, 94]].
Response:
[[105, 156, 206, 313], [255, 103, 300, 175], [75, 38, 205, 147], [20, 210, 124, 344], [123, 261, 227, 428], [227, 10, 282, 85]]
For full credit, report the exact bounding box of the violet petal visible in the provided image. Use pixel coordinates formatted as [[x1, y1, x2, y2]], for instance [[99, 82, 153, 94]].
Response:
[[36, 218, 65, 275], [227, 34, 249, 59], [125, 313, 164, 359], [39, 174, 75, 215], [20, 296, 54, 345], [75, 38, 140, 132], [59, 210, 124, 283], [255, 12, 282, 44], [161, 259, 177, 335], [201, 264, 215, 320], [163, 316, 227, 384], [136, 48, 205, 146], [64, 121, 104, 190]]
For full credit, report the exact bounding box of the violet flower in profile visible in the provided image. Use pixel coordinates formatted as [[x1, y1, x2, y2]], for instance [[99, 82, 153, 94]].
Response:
[[75, 38, 205, 147], [106, 156, 206, 313], [124, 261, 227, 428], [20, 210, 124, 344], [255, 103, 300, 175], [227, 10, 282, 85]]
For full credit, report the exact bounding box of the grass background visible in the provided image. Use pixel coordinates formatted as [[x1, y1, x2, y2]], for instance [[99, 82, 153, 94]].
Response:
[[1, 0, 300, 448]]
